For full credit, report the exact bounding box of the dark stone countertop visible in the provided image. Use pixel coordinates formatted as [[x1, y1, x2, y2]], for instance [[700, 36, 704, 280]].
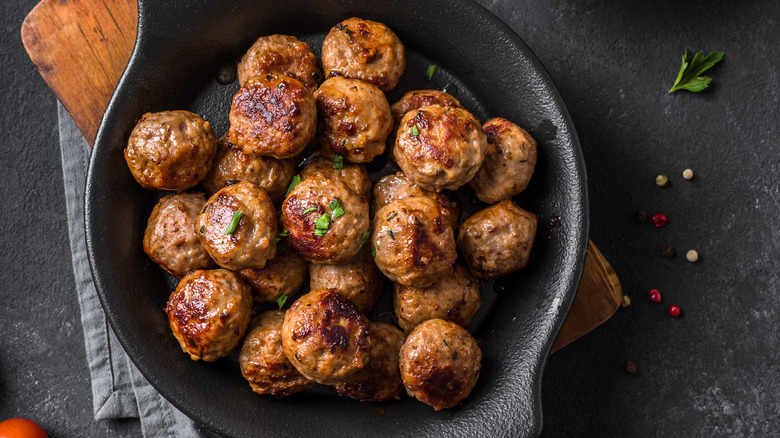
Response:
[[1, 0, 777, 436]]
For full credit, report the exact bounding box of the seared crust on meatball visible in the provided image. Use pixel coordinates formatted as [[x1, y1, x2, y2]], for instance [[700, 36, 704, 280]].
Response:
[[309, 247, 384, 315], [469, 118, 538, 203], [239, 311, 315, 397], [333, 321, 405, 402], [399, 319, 481, 410], [238, 247, 308, 304], [394, 106, 488, 192], [125, 110, 218, 191], [202, 135, 295, 203], [300, 152, 372, 202], [390, 90, 462, 124], [371, 196, 456, 287], [166, 269, 252, 362], [321, 17, 405, 92], [143, 192, 216, 278], [372, 172, 462, 230], [281, 289, 370, 384], [197, 181, 278, 270], [394, 263, 480, 333], [237, 35, 322, 90], [281, 173, 369, 264], [314, 77, 392, 163], [457, 200, 537, 279], [228, 74, 316, 159]]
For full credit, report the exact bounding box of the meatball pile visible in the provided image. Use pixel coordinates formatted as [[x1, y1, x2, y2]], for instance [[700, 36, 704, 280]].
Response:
[[125, 17, 541, 412]]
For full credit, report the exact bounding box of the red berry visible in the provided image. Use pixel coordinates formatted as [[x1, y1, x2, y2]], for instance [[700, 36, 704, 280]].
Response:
[[668, 305, 681, 317], [652, 213, 668, 227], [648, 289, 662, 303]]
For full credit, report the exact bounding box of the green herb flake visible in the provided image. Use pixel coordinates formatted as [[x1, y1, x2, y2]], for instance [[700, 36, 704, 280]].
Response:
[[414, 216, 423, 227], [669, 49, 725, 93], [333, 156, 344, 169], [387, 230, 395, 240], [279, 229, 288, 237], [387, 212, 398, 221], [302, 207, 318, 215], [443, 339, 449, 347], [424, 64, 437, 81], [314, 213, 331, 237], [271, 237, 281, 246], [411, 125, 420, 136], [199, 226, 205, 234], [286, 174, 301, 196], [371, 245, 377, 258], [330, 198, 345, 218], [277, 294, 288, 309], [359, 230, 371, 249], [452, 351, 459, 360], [225, 210, 243, 235]]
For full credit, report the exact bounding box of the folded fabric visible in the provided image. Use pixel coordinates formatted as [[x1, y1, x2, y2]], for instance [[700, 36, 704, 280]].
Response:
[[58, 103, 217, 438]]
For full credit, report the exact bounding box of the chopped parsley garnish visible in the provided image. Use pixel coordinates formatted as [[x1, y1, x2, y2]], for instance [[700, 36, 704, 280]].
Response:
[[271, 237, 281, 246], [387, 212, 397, 221], [285, 174, 301, 196], [387, 230, 395, 240], [413, 216, 423, 227], [371, 245, 377, 258], [225, 210, 243, 234], [333, 156, 344, 169], [277, 294, 288, 309], [330, 198, 345, 218], [669, 49, 724, 93], [359, 230, 371, 249], [199, 226, 205, 234], [302, 207, 318, 215], [279, 229, 288, 237], [411, 125, 420, 136], [425, 64, 437, 81], [314, 213, 331, 236]]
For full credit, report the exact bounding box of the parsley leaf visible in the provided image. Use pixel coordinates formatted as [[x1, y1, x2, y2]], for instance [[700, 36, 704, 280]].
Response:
[[286, 174, 301, 196], [225, 210, 243, 234], [387, 230, 395, 240], [425, 64, 437, 81], [411, 125, 420, 136], [271, 237, 281, 246], [669, 49, 724, 93], [279, 229, 288, 237], [359, 230, 371, 249], [371, 245, 376, 258], [277, 294, 288, 309], [302, 207, 318, 215], [314, 213, 331, 236], [330, 198, 345, 218], [333, 156, 344, 169]]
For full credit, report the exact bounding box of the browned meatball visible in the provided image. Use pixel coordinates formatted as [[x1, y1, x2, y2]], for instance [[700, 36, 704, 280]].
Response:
[[165, 269, 252, 362], [281, 289, 370, 384], [237, 34, 322, 90], [300, 152, 372, 203], [469, 118, 538, 203], [202, 135, 295, 203], [390, 90, 462, 124], [125, 110, 217, 191], [457, 200, 537, 279], [333, 321, 404, 402], [321, 17, 405, 92], [372, 172, 462, 231], [143, 192, 216, 278], [239, 310, 315, 397], [228, 74, 316, 159], [394, 105, 488, 192], [309, 247, 384, 315], [399, 319, 481, 410], [394, 263, 480, 333], [371, 196, 456, 287], [196, 181, 278, 270], [281, 173, 369, 264], [237, 247, 308, 304], [314, 76, 392, 163]]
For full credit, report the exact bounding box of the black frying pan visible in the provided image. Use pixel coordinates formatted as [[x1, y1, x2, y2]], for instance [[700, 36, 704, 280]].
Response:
[[85, 1, 589, 436]]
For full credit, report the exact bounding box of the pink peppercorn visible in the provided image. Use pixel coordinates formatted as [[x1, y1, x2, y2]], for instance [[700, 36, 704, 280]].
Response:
[[652, 213, 668, 227], [668, 305, 681, 317], [648, 289, 662, 303]]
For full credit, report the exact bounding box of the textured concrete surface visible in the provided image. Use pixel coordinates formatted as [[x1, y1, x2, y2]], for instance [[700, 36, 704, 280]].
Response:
[[1, 0, 778, 437]]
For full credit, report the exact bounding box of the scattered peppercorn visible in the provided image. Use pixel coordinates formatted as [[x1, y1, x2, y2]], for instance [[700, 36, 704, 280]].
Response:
[[648, 289, 662, 303], [216, 62, 237, 85], [656, 174, 670, 187], [668, 305, 681, 317], [686, 249, 699, 262], [661, 245, 675, 258], [621, 295, 631, 308], [652, 213, 668, 227], [623, 361, 638, 375], [682, 168, 694, 180], [635, 209, 648, 223]]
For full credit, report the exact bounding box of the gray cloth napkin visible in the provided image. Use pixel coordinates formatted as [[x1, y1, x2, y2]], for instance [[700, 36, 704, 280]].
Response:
[[58, 102, 218, 438]]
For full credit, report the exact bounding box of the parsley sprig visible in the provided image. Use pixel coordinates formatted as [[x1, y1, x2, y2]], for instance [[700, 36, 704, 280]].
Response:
[[225, 211, 243, 234], [669, 49, 724, 93]]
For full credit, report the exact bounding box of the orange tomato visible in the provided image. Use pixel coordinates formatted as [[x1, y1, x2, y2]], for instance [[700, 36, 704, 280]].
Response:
[[0, 418, 48, 438]]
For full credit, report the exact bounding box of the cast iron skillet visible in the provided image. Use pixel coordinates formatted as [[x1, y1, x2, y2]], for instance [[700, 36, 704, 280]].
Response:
[[86, 0, 589, 436]]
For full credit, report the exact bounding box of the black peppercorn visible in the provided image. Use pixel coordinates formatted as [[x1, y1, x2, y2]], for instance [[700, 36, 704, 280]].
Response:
[[661, 245, 675, 258]]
